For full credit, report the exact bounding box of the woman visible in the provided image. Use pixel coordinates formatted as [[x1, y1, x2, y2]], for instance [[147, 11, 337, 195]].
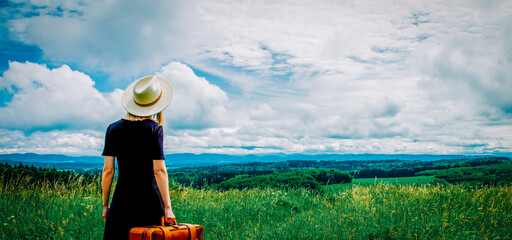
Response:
[[101, 75, 175, 240]]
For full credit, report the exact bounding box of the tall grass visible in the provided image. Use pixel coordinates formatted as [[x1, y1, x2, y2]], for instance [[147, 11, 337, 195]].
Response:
[[1, 175, 511, 239], [0, 174, 105, 239]]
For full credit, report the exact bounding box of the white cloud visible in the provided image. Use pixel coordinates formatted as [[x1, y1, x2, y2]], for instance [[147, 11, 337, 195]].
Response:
[[0, 61, 231, 155], [0, 61, 229, 131], [1, 0, 511, 155], [0, 61, 124, 131], [250, 104, 278, 121], [157, 62, 229, 129], [415, 33, 512, 115], [0, 128, 103, 156], [162, 126, 511, 155], [7, 0, 205, 80]]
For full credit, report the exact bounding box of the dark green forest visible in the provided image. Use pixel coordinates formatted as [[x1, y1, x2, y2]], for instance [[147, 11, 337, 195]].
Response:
[[2, 157, 511, 190], [0, 162, 98, 185], [167, 157, 512, 188], [217, 168, 353, 190]]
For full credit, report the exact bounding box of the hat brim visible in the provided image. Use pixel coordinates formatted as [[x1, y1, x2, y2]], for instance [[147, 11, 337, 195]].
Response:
[[121, 76, 173, 117]]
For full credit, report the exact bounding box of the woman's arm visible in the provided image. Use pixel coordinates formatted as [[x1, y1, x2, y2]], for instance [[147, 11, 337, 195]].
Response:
[[102, 156, 115, 222], [153, 160, 175, 223]]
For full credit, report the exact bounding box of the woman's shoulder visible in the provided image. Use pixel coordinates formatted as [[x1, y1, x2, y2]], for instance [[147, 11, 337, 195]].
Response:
[[106, 118, 161, 132], [107, 119, 125, 129], [140, 119, 163, 131], [103, 119, 120, 134]]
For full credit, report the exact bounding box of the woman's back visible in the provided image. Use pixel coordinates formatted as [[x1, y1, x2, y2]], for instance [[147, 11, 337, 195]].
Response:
[[104, 119, 164, 182], [103, 118, 166, 240]]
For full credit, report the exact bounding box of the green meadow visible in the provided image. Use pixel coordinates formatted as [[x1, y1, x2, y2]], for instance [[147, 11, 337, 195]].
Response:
[[1, 174, 511, 239], [328, 175, 435, 187]]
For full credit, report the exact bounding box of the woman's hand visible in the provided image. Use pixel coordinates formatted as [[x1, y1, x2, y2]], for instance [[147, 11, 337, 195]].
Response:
[[102, 206, 110, 222], [164, 207, 176, 224]]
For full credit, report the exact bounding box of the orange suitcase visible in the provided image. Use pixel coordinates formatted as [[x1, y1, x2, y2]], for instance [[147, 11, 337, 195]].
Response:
[[129, 218, 203, 240]]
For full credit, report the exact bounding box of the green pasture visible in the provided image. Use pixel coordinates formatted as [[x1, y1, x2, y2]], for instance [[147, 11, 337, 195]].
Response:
[[352, 176, 436, 185], [1, 175, 511, 239], [323, 176, 436, 193]]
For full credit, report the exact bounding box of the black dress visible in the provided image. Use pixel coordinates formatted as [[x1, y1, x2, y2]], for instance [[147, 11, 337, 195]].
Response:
[[102, 119, 166, 240]]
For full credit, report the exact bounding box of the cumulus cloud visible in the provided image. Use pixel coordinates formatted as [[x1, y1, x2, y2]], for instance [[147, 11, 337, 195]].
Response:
[[0, 61, 124, 131], [0, 60, 229, 131], [6, 0, 207, 80], [0, 128, 103, 156], [0, 60, 232, 148], [417, 33, 512, 115], [163, 126, 509, 155], [1, 0, 511, 155], [157, 62, 229, 129]]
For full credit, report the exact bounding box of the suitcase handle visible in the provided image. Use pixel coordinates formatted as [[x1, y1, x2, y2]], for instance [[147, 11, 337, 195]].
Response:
[[160, 217, 199, 240], [161, 216, 177, 226]]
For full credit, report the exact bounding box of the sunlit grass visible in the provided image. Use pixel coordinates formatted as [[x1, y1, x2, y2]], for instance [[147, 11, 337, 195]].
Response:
[[1, 175, 511, 239], [323, 176, 436, 192], [0, 174, 104, 239]]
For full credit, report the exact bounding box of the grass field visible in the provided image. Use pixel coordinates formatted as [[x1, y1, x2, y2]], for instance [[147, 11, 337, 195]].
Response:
[[352, 176, 436, 185], [323, 176, 436, 193], [1, 175, 511, 239]]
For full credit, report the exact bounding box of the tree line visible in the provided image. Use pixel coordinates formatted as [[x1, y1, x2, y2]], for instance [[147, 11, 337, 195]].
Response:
[[167, 157, 511, 188], [0, 162, 98, 185], [2, 157, 510, 190]]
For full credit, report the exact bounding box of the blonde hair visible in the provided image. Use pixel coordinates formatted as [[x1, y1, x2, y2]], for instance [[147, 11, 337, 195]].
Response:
[[126, 112, 166, 126], [155, 111, 165, 126]]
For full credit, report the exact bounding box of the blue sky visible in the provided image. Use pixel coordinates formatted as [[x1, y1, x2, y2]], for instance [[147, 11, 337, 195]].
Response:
[[0, 0, 511, 156]]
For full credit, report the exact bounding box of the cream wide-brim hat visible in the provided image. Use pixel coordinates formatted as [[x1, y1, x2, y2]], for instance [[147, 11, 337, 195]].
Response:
[[121, 75, 174, 117]]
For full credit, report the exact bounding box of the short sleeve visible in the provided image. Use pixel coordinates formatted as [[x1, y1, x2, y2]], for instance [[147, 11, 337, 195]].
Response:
[[152, 125, 165, 160], [102, 124, 116, 156]]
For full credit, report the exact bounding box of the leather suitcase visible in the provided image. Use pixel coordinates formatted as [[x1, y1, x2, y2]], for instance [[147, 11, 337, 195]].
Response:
[[129, 217, 203, 240]]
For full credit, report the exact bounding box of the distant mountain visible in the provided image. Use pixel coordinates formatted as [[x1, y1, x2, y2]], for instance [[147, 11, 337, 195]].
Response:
[[0, 153, 103, 163], [0, 152, 509, 170], [0, 153, 104, 170]]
